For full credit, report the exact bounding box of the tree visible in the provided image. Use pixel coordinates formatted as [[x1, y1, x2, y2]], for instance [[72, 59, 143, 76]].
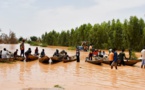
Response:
[[8, 31, 18, 44], [40, 16, 145, 51], [18, 37, 24, 42], [30, 36, 38, 41]]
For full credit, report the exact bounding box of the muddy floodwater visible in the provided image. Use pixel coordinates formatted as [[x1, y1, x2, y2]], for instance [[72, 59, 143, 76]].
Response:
[[0, 44, 145, 90]]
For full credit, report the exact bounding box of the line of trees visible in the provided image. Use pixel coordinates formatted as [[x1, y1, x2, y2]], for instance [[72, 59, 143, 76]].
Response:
[[40, 16, 145, 51], [0, 30, 18, 44]]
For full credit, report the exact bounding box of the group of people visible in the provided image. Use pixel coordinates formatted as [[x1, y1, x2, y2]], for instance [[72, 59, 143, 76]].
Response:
[[88, 49, 106, 60], [0, 40, 46, 59], [87, 46, 145, 69], [19, 40, 81, 63], [108, 47, 145, 69], [108, 48, 121, 69], [2, 39, 145, 69], [88, 48, 128, 70], [18, 40, 46, 59], [87, 48, 127, 70], [53, 48, 80, 62]]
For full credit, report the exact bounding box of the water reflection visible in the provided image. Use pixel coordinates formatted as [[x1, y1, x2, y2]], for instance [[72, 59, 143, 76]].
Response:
[[110, 70, 117, 86], [39, 62, 50, 73]]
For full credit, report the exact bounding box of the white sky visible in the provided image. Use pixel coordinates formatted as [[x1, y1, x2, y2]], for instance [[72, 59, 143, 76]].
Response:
[[0, 0, 145, 38]]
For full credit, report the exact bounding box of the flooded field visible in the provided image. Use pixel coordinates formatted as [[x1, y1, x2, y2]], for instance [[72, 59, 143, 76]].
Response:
[[0, 44, 144, 90]]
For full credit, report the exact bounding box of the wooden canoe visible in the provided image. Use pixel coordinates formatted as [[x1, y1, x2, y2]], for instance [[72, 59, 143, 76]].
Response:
[[63, 55, 76, 63], [85, 57, 103, 65], [103, 57, 140, 66], [122, 59, 140, 66], [50, 53, 66, 63], [0, 58, 15, 63], [14, 56, 25, 61], [50, 56, 62, 63], [25, 54, 39, 62], [39, 56, 50, 64]]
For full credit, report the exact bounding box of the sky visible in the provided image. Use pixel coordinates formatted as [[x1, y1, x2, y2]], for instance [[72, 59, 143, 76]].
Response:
[[0, 0, 145, 38]]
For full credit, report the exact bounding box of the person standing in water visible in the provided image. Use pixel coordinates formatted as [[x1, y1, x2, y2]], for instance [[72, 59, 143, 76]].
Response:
[[20, 40, 25, 57], [76, 48, 80, 62], [111, 48, 118, 70], [141, 46, 145, 68], [108, 49, 114, 65]]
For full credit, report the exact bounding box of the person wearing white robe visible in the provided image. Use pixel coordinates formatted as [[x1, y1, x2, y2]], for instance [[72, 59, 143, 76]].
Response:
[[1, 48, 8, 58]]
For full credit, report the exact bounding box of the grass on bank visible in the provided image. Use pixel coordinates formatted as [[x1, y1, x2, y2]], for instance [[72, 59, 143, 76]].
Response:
[[68, 46, 76, 50], [27, 41, 47, 47]]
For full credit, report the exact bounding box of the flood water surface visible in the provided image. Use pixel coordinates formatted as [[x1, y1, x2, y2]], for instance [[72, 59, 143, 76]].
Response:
[[0, 44, 145, 90]]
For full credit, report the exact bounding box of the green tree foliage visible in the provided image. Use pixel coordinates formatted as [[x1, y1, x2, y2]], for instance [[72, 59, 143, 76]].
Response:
[[18, 37, 24, 42], [30, 36, 38, 41], [40, 16, 145, 51]]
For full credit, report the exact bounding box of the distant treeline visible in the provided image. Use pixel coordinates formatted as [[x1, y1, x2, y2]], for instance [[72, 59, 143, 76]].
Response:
[[0, 31, 18, 44], [40, 16, 145, 51]]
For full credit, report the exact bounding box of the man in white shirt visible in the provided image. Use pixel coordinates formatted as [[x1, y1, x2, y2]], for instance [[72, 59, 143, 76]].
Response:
[[141, 47, 145, 68], [1, 48, 8, 58]]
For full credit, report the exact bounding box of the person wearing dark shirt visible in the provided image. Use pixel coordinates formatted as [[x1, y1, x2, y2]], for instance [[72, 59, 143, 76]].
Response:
[[76, 49, 80, 62], [89, 51, 93, 60], [111, 48, 118, 70], [119, 49, 126, 66], [98, 50, 103, 57], [25, 48, 31, 58], [63, 52, 70, 60], [0, 50, 2, 58], [53, 49, 59, 57], [35, 47, 39, 55], [14, 49, 18, 59], [40, 49, 45, 57]]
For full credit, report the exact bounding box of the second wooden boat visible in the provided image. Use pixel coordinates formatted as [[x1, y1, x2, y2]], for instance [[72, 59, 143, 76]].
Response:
[[85, 57, 103, 65], [39, 56, 50, 64], [63, 55, 76, 63], [25, 54, 39, 62]]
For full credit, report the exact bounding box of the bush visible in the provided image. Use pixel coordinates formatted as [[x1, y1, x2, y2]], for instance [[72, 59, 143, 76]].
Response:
[[40, 43, 48, 47], [28, 41, 40, 46], [68, 46, 76, 50]]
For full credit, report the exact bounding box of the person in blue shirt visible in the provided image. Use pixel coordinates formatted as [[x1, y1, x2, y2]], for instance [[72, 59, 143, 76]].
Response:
[[111, 48, 118, 70], [40, 49, 45, 57]]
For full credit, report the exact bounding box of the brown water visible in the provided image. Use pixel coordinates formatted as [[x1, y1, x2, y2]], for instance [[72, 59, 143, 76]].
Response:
[[0, 44, 145, 90]]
